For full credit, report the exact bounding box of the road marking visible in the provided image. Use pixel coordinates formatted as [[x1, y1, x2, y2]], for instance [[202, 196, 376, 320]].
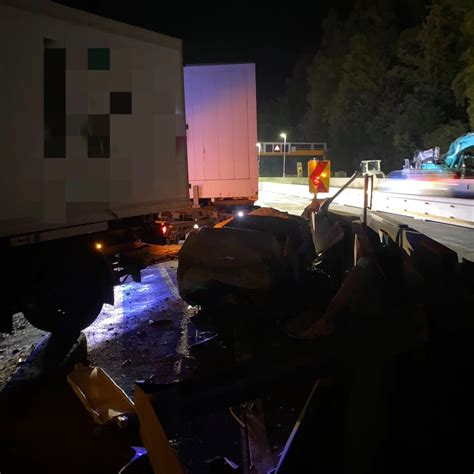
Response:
[[159, 265, 180, 299]]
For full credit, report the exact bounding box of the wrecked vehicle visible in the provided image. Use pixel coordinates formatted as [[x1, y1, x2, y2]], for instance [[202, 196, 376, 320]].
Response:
[[178, 208, 315, 313]]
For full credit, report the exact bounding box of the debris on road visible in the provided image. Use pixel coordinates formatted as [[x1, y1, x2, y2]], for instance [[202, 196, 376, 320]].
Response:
[[177, 211, 314, 310], [67, 363, 135, 425], [118, 447, 151, 474], [3, 200, 473, 474], [204, 456, 240, 471], [148, 319, 174, 330]]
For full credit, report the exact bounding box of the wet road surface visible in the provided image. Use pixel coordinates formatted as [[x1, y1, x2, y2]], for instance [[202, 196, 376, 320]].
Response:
[[0, 258, 206, 473], [84, 259, 198, 396], [0, 313, 46, 392]]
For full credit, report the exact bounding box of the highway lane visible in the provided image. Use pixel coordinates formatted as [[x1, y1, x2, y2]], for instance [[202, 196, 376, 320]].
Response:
[[257, 189, 474, 263], [259, 180, 474, 226]]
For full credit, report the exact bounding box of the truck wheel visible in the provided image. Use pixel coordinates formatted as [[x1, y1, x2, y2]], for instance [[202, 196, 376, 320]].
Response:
[[21, 248, 108, 333]]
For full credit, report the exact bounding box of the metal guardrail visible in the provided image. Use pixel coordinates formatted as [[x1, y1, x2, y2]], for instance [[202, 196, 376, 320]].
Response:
[[259, 176, 474, 198], [258, 179, 474, 227]]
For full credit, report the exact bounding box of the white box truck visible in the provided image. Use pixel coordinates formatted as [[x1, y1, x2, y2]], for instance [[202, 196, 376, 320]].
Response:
[[0, 0, 189, 334], [0, 1, 260, 337], [184, 64, 259, 202]]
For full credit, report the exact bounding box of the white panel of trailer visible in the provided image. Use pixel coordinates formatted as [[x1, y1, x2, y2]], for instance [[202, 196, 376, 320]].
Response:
[[184, 63, 258, 200], [0, 0, 189, 238]]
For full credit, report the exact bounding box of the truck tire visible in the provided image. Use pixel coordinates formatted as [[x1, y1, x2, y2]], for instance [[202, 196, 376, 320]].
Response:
[[21, 247, 109, 334]]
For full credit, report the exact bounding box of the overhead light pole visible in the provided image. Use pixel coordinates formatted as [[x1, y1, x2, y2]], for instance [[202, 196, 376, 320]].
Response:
[[256, 142, 261, 173], [280, 133, 287, 178]]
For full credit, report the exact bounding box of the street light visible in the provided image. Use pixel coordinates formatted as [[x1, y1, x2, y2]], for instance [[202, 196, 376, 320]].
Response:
[[280, 133, 287, 178], [256, 142, 262, 176]]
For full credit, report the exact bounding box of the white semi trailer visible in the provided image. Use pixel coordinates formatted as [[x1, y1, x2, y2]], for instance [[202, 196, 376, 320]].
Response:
[[0, 1, 259, 336], [0, 0, 189, 334], [184, 63, 258, 202]]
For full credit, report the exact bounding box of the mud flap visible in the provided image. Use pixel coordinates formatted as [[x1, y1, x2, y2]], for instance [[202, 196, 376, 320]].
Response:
[[134, 383, 185, 474], [67, 363, 134, 424]]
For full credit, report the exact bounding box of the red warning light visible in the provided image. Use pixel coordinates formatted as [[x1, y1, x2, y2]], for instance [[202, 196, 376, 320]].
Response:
[[161, 225, 168, 236]]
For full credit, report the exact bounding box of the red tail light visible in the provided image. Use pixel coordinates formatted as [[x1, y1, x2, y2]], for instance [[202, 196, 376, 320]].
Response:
[[160, 224, 168, 236]]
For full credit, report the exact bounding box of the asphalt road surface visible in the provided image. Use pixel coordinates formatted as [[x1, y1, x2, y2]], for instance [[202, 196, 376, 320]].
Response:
[[257, 189, 474, 262]]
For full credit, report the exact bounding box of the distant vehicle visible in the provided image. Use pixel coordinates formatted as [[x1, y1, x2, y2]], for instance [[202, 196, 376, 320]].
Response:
[[388, 133, 474, 180]]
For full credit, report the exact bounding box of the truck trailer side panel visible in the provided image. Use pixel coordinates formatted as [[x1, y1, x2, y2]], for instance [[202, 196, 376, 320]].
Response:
[[184, 63, 258, 200], [0, 0, 189, 239]]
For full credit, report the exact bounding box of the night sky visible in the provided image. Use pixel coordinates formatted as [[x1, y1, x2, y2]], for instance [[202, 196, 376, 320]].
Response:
[[54, 0, 427, 108], [55, 0, 355, 102]]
